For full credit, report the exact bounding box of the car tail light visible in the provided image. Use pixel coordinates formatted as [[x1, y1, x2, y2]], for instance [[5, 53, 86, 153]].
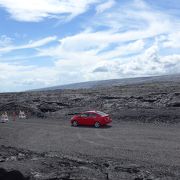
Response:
[[106, 116, 112, 122], [105, 116, 109, 121]]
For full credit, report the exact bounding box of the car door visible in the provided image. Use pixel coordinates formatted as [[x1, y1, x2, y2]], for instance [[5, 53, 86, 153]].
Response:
[[79, 113, 89, 125], [88, 113, 97, 125]]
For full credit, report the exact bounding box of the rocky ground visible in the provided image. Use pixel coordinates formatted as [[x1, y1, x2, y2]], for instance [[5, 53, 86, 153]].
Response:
[[0, 118, 180, 180], [0, 81, 179, 122], [1, 145, 179, 180], [0, 81, 180, 179]]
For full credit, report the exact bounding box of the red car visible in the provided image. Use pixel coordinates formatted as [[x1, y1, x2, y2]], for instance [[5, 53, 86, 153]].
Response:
[[71, 111, 112, 128]]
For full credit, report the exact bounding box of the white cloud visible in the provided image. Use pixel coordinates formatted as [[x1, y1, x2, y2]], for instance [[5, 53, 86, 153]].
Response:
[[0, 0, 99, 22], [0, 36, 57, 54], [0, 35, 13, 47], [0, 61, 60, 92], [35, 0, 180, 84], [1, 0, 180, 92], [92, 43, 180, 78], [22, 36, 57, 48], [1, 41, 180, 92], [163, 32, 180, 48], [98, 40, 145, 60], [96, 0, 115, 13]]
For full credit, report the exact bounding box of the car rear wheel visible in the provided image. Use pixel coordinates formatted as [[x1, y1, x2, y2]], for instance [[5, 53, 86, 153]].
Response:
[[72, 121, 78, 127], [94, 122, 100, 128]]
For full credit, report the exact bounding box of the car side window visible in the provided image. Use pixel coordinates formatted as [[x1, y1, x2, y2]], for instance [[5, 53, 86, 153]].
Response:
[[80, 113, 88, 117], [88, 113, 97, 117]]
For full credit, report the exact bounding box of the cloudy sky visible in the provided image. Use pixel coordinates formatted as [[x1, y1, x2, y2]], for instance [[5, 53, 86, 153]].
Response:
[[0, 0, 180, 92]]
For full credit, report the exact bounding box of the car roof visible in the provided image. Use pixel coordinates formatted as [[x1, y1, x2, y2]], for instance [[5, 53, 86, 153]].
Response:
[[78, 111, 108, 115], [84, 110, 97, 113], [78, 111, 97, 114]]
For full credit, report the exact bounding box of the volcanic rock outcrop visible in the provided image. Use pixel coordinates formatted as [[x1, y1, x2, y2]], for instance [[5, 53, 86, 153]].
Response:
[[0, 81, 179, 123]]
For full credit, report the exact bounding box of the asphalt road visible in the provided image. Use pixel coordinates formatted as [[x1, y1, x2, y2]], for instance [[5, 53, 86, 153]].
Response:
[[0, 118, 180, 169]]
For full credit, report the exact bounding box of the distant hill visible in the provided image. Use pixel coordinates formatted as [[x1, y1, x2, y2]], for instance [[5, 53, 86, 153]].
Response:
[[33, 74, 180, 91]]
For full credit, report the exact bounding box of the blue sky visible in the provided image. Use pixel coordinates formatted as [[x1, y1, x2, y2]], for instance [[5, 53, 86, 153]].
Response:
[[0, 0, 180, 92]]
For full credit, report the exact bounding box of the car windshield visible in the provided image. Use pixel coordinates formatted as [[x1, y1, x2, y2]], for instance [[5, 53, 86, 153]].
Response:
[[96, 111, 108, 116]]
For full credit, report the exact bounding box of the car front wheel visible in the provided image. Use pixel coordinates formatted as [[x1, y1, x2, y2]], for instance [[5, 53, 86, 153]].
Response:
[[94, 122, 100, 128], [72, 121, 78, 127]]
